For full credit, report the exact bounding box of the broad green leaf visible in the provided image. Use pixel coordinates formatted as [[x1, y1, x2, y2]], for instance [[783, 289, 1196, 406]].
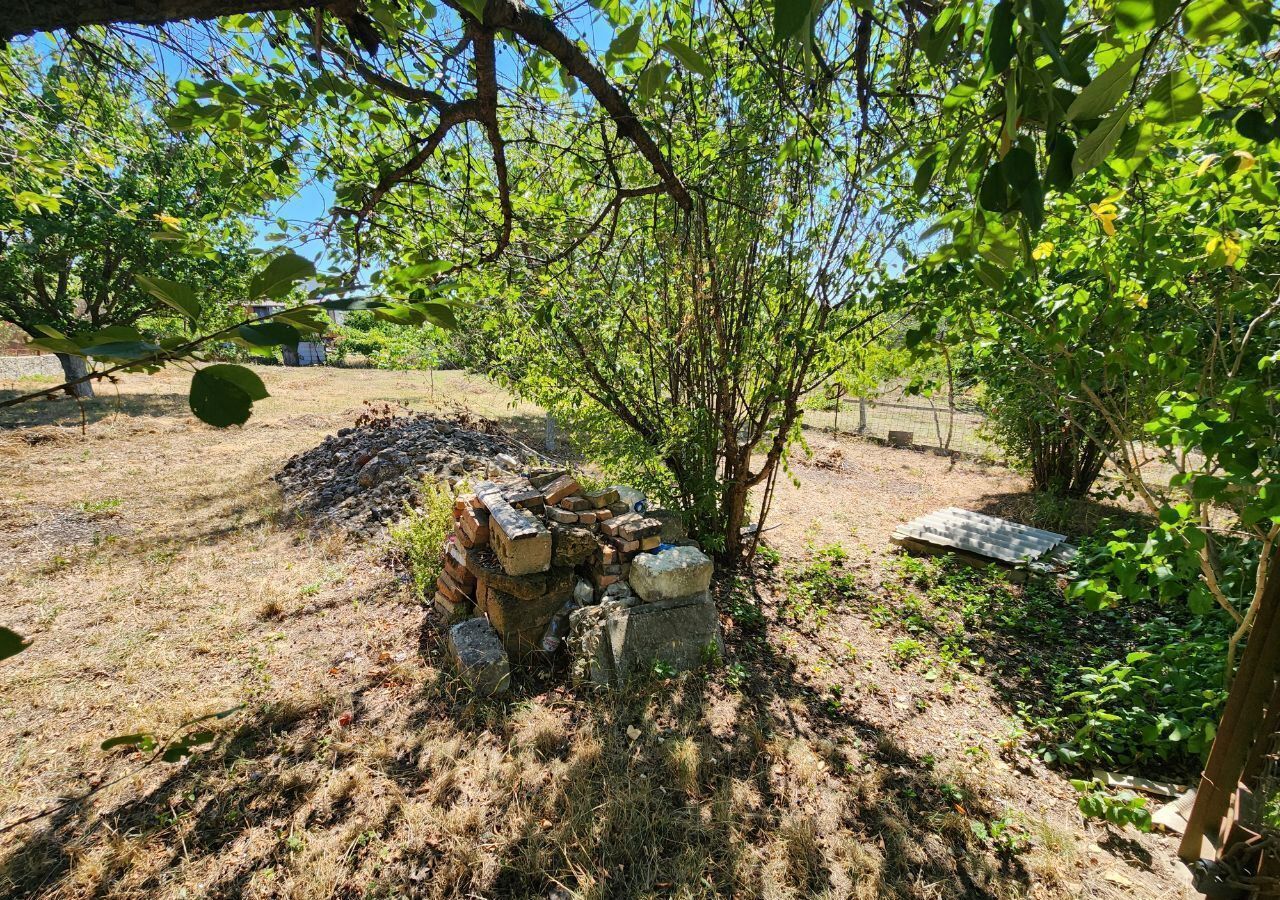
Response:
[[454, 0, 487, 23], [608, 21, 642, 59], [420, 302, 459, 330], [80, 340, 163, 360], [913, 151, 939, 199], [1182, 0, 1241, 43], [237, 321, 301, 347], [249, 252, 316, 300], [1065, 48, 1144, 122], [135, 274, 200, 321], [1046, 132, 1076, 190], [0, 627, 29, 662], [1145, 71, 1202, 125], [1114, 0, 1176, 33], [984, 1, 1015, 74], [774, 0, 816, 41], [637, 61, 672, 104], [1002, 147, 1044, 231], [661, 39, 713, 77], [1073, 104, 1132, 175], [189, 364, 268, 428]]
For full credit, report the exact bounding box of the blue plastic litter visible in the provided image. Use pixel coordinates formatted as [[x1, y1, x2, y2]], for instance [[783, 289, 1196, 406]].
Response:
[[633, 499, 648, 514]]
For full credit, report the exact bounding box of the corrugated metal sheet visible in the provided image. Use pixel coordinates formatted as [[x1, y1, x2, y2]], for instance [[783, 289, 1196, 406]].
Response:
[[892, 507, 1073, 568]]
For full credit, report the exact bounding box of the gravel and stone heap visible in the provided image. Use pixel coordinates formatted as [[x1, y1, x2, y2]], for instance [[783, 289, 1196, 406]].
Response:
[[275, 413, 531, 536], [439, 470, 723, 690]]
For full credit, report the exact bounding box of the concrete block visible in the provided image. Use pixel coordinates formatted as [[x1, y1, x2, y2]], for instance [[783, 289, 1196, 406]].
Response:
[[570, 592, 721, 687], [448, 617, 510, 695], [489, 503, 552, 576], [630, 545, 713, 602], [551, 524, 597, 567], [486, 585, 573, 660]]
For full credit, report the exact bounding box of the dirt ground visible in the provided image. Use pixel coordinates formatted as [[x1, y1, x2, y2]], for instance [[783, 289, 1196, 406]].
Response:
[[0, 366, 1194, 899]]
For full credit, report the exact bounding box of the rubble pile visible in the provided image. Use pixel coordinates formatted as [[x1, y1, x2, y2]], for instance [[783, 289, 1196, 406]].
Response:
[[275, 414, 530, 535], [439, 470, 723, 690]]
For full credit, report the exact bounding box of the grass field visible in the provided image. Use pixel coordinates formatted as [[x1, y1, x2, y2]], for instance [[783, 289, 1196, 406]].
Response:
[[0, 366, 1192, 899]]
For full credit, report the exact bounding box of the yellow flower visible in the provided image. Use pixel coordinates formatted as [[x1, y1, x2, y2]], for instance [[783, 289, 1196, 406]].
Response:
[[1032, 241, 1054, 260], [1128, 291, 1149, 309], [154, 212, 182, 227]]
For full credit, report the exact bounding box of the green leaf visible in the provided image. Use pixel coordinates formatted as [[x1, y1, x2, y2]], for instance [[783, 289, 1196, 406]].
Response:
[[774, 0, 815, 41], [249, 252, 316, 300], [237, 321, 301, 347], [1182, 0, 1241, 43], [135, 275, 200, 321], [978, 160, 1014, 213], [912, 151, 940, 198], [1002, 147, 1044, 231], [637, 61, 672, 104], [454, 0, 487, 22], [420, 302, 459, 330], [1065, 48, 1144, 122], [1235, 107, 1276, 142], [984, 1, 1016, 74], [1036, 25, 1090, 86], [0, 627, 29, 662], [661, 39, 713, 77], [79, 340, 163, 361], [608, 20, 642, 59], [1145, 70, 1202, 125], [1046, 132, 1076, 190], [189, 364, 269, 428], [1073, 103, 1132, 175]]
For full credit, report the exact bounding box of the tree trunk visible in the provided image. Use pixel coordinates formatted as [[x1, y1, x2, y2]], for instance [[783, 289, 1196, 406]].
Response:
[[55, 353, 94, 399]]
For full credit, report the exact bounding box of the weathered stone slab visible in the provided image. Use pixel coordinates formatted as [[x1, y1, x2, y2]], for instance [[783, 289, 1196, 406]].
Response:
[[551, 524, 597, 567], [630, 545, 713, 602], [466, 546, 548, 599], [486, 585, 572, 660], [648, 508, 686, 543], [583, 488, 620, 509], [448, 617, 510, 695], [570, 592, 722, 687]]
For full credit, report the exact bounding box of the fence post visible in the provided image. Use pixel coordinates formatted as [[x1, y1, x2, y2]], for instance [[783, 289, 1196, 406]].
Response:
[[544, 414, 558, 453], [857, 396, 867, 433]]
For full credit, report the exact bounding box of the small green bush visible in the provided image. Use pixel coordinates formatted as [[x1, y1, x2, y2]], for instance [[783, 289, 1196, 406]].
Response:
[[389, 480, 456, 602]]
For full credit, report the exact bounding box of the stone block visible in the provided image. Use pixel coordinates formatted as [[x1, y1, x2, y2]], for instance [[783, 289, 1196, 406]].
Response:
[[559, 495, 591, 512], [486, 585, 572, 660], [570, 592, 721, 687], [551, 524, 597, 567], [528, 469, 568, 490], [584, 488, 620, 509], [639, 535, 661, 551], [545, 506, 577, 524], [489, 502, 552, 576], [630, 545, 713, 602], [448, 617, 510, 695], [466, 546, 549, 599], [648, 508, 686, 543]]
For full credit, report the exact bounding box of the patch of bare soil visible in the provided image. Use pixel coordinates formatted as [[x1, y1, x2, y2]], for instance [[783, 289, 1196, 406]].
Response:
[[0, 368, 1191, 899]]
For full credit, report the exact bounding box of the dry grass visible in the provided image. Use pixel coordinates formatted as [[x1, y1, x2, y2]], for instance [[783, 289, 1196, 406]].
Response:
[[0, 366, 1191, 899]]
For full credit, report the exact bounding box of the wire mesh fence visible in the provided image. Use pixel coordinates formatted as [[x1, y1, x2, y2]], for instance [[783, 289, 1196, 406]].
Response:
[[802, 388, 1001, 459]]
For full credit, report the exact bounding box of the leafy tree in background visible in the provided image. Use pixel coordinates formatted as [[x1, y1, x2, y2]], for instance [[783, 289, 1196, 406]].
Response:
[[0, 46, 272, 394]]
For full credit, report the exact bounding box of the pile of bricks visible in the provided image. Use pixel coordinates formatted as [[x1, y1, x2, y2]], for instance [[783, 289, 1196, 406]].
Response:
[[434, 469, 680, 660]]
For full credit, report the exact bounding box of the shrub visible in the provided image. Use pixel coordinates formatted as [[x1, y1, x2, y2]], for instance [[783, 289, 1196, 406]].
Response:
[[389, 480, 455, 602]]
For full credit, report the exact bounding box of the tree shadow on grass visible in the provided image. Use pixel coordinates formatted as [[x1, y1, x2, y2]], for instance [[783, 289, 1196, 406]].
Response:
[[0, 570, 1041, 900], [0, 389, 190, 430]]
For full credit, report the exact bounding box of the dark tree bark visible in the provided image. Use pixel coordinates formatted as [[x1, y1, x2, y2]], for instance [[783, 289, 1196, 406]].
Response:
[[2, 0, 692, 212], [55, 353, 95, 398]]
